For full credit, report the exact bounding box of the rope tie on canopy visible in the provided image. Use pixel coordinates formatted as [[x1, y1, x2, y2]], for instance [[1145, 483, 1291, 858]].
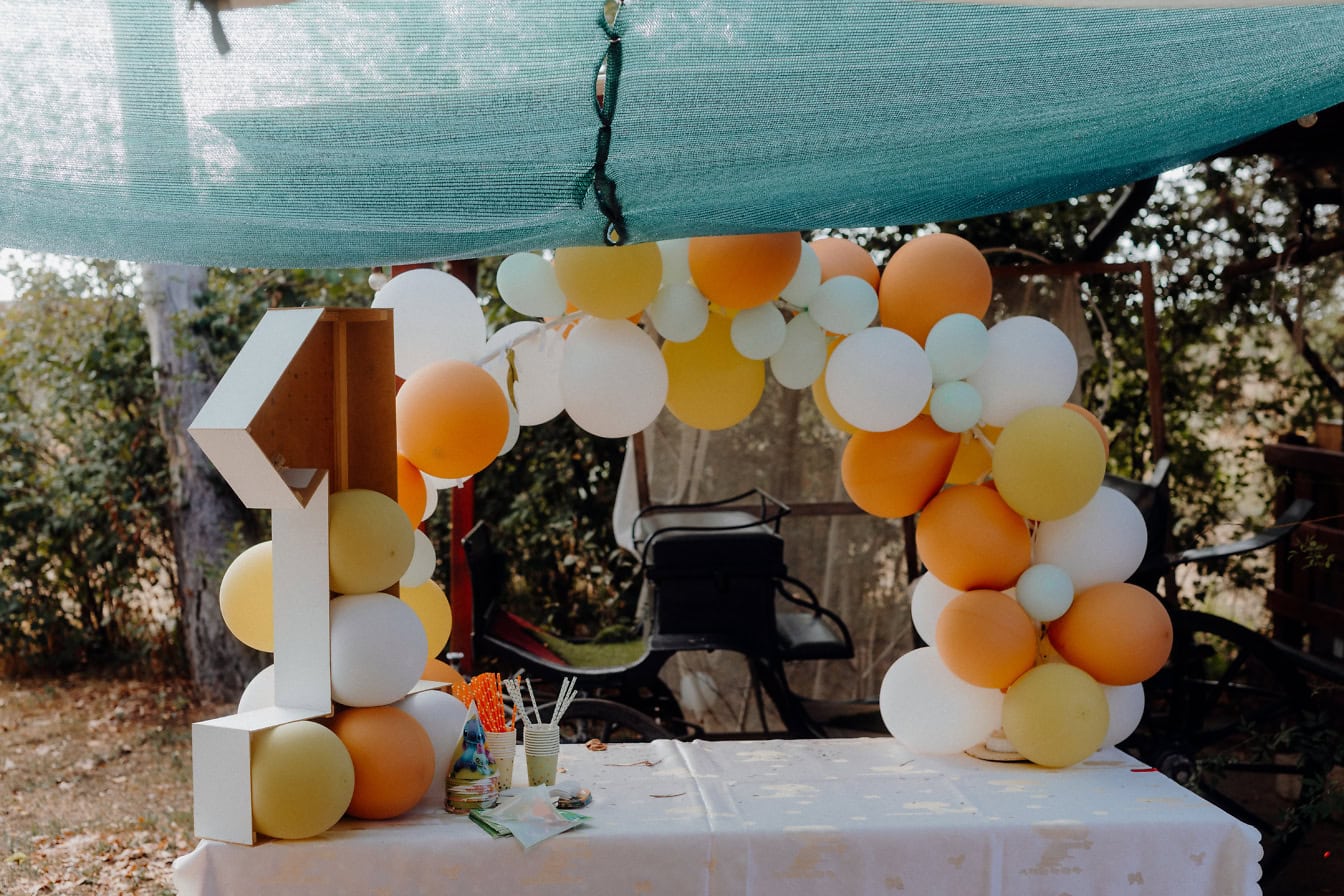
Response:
[[189, 0, 232, 55], [574, 1, 629, 246]]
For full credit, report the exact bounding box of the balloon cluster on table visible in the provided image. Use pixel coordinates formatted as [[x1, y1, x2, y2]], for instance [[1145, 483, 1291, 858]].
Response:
[[219, 488, 467, 839], [372, 231, 1170, 769], [219, 227, 1175, 841]]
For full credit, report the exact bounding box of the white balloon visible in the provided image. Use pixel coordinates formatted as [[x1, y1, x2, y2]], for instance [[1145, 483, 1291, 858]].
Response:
[[560, 318, 669, 438], [647, 282, 710, 343], [1100, 684, 1146, 748], [657, 238, 692, 287], [238, 663, 275, 713], [966, 316, 1078, 427], [1015, 563, 1075, 622], [1034, 486, 1148, 592], [780, 241, 822, 307], [423, 471, 465, 491], [880, 647, 1004, 754], [769, 311, 829, 389], [929, 380, 983, 433], [730, 303, 787, 360], [482, 322, 566, 426], [371, 268, 487, 378], [807, 274, 878, 335], [420, 478, 439, 521], [926, 313, 989, 384], [496, 252, 567, 319], [394, 690, 468, 800], [498, 401, 520, 456], [910, 573, 962, 647], [825, 327, 932, 432], [401, 529, 437, 588], [329, 594, 427, 707]]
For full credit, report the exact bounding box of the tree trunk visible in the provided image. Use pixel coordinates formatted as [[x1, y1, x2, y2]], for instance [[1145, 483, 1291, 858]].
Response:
[[142, 263, 266, 700]]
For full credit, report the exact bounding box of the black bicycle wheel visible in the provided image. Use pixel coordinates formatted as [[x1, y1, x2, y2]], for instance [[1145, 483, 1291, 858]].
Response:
[[535, 697, 679, 744], [1127, 609, 1324, 879]]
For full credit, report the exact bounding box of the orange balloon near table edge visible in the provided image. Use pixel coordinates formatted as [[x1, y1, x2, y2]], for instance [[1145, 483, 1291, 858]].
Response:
[[935, 589, 1038, 690], [1048, 582, 1173, 686]]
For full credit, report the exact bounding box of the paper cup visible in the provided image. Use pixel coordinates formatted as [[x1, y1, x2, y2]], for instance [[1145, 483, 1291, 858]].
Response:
[[484, 730, 518, 790], [524, 724, 561, 787]]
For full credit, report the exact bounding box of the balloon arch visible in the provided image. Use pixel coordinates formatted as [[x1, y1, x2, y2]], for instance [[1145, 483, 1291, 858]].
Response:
[[219, 229, 1172, 838]]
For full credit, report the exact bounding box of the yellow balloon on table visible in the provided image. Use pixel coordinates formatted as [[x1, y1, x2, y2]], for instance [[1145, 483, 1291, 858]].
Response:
[[662, 312, 765, 430], [251, 721, 355, 839], [688, 232, 802, 310], [328, 489, 416, 595], [401, 579, 453, 659], [218, 541, 274, 652], [991, 405, 1106, 521], [553, 242, 662, 320], [1002, 663, 1110, 768]]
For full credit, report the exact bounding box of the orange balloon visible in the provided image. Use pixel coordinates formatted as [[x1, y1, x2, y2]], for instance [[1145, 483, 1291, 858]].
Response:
[[396, 454, 427, 526], [396, 360, 509, 479], [878, 233, 991, 345], [916, 484, 1031, 591], [812, 339, 858, 435], [946, 426, 1001, 485], [553, 242, 661, 320], [1065, 403, 1110, 459], [810, 237, 880, 289], [330, 706, 435, 820], [935, 589, 1038, 689], [662, 312, 765, 430], [1048, 582, 1173, 686], [841, 416, 960, 518], [688, 232, 802, 310], [422, 657, 466, 689]]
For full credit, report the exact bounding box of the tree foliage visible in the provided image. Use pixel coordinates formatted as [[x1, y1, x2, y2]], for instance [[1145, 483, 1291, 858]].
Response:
[[0, 259, 174, 672]]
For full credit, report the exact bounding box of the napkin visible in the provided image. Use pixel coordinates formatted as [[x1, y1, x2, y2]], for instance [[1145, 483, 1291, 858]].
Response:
[[471, 785, 587, 849]]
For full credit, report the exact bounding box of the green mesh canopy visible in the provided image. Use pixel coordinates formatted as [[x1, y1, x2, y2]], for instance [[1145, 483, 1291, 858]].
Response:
[[1, 0, 1342, 267]]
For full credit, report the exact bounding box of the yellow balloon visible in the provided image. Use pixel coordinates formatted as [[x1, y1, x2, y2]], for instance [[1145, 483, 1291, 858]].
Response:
[[251, 721, 355, 839], [329, 489, 416, 594], [219, 541, 274, 652], [553, 242, 662, 320], [1002, 664, 1109, 768], [811, 339, 859, 434], [991, 406, 1106, 521], [400, 580, 453, 659], [662, 312, 765, 430]]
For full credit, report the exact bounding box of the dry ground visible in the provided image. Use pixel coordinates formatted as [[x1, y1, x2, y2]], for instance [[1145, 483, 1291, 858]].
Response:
[[0, 676, 231, 896], [1, 673, 1339, 895]]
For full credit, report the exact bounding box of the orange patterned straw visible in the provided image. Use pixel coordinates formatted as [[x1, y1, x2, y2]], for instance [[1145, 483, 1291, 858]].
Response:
[[471, 673, 510, 733]]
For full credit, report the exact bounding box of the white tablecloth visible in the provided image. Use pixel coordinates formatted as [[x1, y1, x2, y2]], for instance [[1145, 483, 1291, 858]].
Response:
[[173, 738, 1261, 896]]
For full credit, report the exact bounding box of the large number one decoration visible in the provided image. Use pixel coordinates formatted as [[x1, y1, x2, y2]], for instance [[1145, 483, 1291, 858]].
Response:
[[187, 307, 397, 843]]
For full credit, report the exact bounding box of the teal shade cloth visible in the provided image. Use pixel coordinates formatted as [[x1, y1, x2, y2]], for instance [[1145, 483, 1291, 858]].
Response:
[[1, 0, 1341, 267]]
